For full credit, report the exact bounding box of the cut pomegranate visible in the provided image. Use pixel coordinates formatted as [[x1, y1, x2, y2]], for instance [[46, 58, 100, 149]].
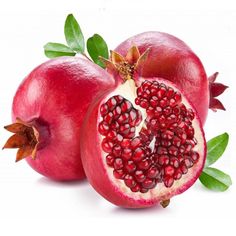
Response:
[[113, 31, 228, 124], [81, 52, 206, 208]]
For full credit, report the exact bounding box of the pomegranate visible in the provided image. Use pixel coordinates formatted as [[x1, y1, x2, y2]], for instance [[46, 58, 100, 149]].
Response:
[[113, 31, 228, 124], [3, 56, 115, 181], [81, 47, 206, 208]]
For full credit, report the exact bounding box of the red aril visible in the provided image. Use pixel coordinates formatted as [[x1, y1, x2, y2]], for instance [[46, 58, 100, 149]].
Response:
[[114, 31, 228, 124], [3, 56, 115, 181], [81, 47, 206, 208]]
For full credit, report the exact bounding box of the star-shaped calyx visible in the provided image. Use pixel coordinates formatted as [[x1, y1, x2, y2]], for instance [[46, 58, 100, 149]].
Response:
[[3, 118, 39, 162], [100, 46, 150, 81]]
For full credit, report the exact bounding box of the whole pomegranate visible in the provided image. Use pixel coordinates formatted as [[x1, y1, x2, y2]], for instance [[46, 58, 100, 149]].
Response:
[[3, 56, 115, 181], [114, 31, 227, 124], [81, 47, 206, 208]]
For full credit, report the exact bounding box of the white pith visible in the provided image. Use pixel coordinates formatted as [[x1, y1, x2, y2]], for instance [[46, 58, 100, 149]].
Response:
[[98, 78, 205, 201]]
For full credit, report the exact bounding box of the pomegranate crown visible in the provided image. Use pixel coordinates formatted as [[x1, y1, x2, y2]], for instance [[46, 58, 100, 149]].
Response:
[[100, 46, 150, 81]]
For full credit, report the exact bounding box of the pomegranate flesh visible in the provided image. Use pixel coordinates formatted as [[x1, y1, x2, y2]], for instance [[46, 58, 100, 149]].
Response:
[[114, 31, 227, 124], [81, 48, 206, 208], [3, 56, 115, 181]]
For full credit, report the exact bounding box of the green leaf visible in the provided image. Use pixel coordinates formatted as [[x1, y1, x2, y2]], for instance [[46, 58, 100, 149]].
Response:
[[205, 132, 229, 167], [64, 14, 85, 53], [87, 34, 109, 68], [199, 167, 232, 192], [44, 42, 76, 58]]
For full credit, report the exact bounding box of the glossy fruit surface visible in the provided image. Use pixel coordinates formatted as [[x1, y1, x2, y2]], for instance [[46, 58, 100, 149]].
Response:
[[4, 56, 115, 181]]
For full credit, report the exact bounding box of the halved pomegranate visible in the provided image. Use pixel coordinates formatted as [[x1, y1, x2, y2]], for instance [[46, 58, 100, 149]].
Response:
[[81, 47, 206, 208]]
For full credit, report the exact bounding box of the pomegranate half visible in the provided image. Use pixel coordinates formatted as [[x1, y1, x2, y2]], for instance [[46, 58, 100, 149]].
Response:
[[3, 56, 115, 181], [114, 31, 228, 125], [81, 48, 206, 208]]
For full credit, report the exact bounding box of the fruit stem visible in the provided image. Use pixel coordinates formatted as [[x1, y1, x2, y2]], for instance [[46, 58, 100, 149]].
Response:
[[3, 117, 50, 162]]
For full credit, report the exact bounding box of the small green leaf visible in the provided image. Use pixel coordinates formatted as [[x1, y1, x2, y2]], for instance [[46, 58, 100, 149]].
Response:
[[199, 167, 232, 192], [44, 42, 76, 58], [205, 132, 229, 167], [64, 14, 85, 52], [87, 34, 109, 68]]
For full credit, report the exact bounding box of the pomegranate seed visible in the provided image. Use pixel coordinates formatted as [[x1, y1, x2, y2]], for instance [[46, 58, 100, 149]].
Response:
[[106, 97, 117, 111], [131, 184, 141, 192], [117, 113, 129, 124], [173, 92, 182, 104], [164, 177, 174, 188], [169, 98, 177, 107], [135, 97, 140, 105], [168, 146, 178, 156], [186, 126, 195, 138], [159, 97, 169, 108], [155, 106, 162, 116], [113, 158, 123, 170], [125, 127, 135, 139], [169, 157, 179, 168], [119, 124, 130, 135], [184, 158, 193, 168], [150, 87, 158, 95], [180, 164, 188, 174], [100, 104, 109, 116], [136, 87, 143, 96], [113, 95, 124, 104], [120, 139, 131, 148], [177, 154, 184, 162], [125, 160, 136, 173], [187, 108, 195, 120], [104, 112, 113, 124], [121, 100, 132, 112], [172, 106, 180, 115], [134, 170, 146, 182], [116, 134, 123, 142], [129, 109, 137, 122], [157, 146, 168, 155], [161, 140, 171, 147], [173, 169, 182, 180], [98, 122, 109, 135], [147, 166, 159, 178], [142, 80, 152, 89], [163, 106, 172, 116], [131, 137, 141, 149], [112, 106, 121, 118], [147, 106, 155, 116], [124, 175, 136, 188], [150, 96, 158, 107], [191, 151, 200, 162], [112, 145, 122, 157], [157, 86, 166, 98], [172, 136, 181, 147], [107, 130, 117, 140], [161, 130, 174, 140], [158, 155, 170, 165], [140, 99, 149, 109], [106, 154, 114, 167], [113, 169, 125, 179], [133, 148, 145, 162], [164, 165, 175, 176], [122, 148, 132, 160], [101, 139, 114, 153], [110, 121, 119, 130], [137, 158, 151, 170], [142, 90, 151, 99], [142, 178, 156, 189], [166, 87, 174, 98]]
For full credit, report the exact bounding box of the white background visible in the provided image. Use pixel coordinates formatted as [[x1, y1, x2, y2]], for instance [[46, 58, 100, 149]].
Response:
[[0, 0, 235, 235]]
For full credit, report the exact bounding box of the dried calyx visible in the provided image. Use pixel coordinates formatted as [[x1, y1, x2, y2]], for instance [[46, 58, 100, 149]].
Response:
[[3, 118, 48, 162]]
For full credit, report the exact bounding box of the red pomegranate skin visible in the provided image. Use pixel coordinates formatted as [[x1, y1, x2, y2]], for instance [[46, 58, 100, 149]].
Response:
[[115, 31, 209, 124], [12, 56, 115, 181]]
